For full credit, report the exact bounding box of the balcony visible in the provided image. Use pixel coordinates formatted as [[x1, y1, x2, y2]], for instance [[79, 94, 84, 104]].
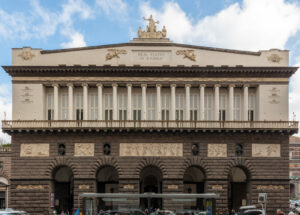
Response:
[[1, 120, 298, 134]]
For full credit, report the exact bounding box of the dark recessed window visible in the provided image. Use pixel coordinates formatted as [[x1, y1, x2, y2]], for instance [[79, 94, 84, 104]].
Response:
[[192, 143, 199, 156], [58, 143, 66, 156], [103, 143, 111, 155], [235, 143, 244, 156], [0, 162, 3, 171]]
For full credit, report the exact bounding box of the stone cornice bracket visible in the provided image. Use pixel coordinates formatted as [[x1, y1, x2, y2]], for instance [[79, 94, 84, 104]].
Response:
[[18, 51, 35, 60], [105, 49, 127, 61], [176, 50, 196, 62]]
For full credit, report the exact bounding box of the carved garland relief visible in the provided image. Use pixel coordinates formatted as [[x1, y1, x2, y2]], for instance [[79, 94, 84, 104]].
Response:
[[176, 50, 196, 62], [207, 144, 227, 157], [105, 49, 127, 61], [20, 144, 49, 157], [252, 144, 280, 157], [74, 143, 94, 157], [119, 143, 183, 157]]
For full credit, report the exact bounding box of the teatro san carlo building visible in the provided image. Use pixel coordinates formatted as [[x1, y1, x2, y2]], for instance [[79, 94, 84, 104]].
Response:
[[1, 18, 298, 215]]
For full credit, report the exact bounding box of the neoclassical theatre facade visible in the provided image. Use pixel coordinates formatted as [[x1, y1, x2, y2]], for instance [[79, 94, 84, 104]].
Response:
[[2, 18, 298, 215]]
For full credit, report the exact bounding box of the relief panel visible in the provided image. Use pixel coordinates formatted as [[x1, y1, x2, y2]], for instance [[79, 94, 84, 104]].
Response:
[[20, 144, 49, 157], [74, 143, 94, 157], [119, 143, 183, 157], [207, 144, 227, 157], [252, 144, 280, 157]]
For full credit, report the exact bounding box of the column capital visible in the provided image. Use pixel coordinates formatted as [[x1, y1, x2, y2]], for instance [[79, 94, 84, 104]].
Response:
[[229, 84, 235, 88], [126, 83, 132, 87], [96, 83, 103, 88], [243, 84, 250, 88], [82, 83, 88, 87], [170, 84, 176, 88], [185, 84, 191, 88], [200, 84, 206, 88], [141, 83, 147, 88], [214, 84, 221, 88], [112, 83, 118, 87], [66, 83, 73, 88], [52, 83, 59, 87], [156, 84, 162, 88]]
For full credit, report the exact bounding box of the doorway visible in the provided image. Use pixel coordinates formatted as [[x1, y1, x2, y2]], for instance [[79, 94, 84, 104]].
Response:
[[140, 166, 162, 210], [53, 166, 74, 214]]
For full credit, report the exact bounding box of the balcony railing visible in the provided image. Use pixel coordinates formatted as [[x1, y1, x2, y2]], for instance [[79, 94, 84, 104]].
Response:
[[1, 120, 298, 134]]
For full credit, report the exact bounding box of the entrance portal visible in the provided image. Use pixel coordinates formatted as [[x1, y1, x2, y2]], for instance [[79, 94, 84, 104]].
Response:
[[228, 167, 249, 212], [53, 166, 74, 214], [184, 166, 205, 210], [97, 166, 119, 211], [140, 166, 162, 210]]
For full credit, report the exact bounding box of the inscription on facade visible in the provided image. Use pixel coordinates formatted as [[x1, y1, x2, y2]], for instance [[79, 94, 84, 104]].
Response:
[[123, 184, 134, 190], [16, 185, 44, 190], [79, 185, 90, 190], [252, 144, 280, 157], [20, 144, 49, 157], [74, 143, 94, 157], [120, 143, 183, 157], [211, 185, 223, 190], [256, 185, 284, 190], [167, 185, 179, 190], [132, 51, 171, 62], [207, 144, 227, 157]]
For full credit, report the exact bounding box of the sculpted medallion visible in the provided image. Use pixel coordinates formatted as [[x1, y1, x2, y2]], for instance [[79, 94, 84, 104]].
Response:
[[18, 51, 35, 60], [267, 54, 282, 63], [74, 143, 94, 157], [207, 144, 227, 157], [20, 144, 49, 157], [252, 144, 280, 157]]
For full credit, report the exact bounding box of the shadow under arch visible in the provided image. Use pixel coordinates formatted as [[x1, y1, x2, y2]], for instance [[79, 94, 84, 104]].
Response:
[[52, 165, 74, 214], [228, 165, 251, 212], [140, 165, 163, 210]]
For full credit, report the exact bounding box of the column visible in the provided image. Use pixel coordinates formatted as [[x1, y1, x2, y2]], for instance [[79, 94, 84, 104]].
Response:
[[200, 84, 205, 120], [156, 84, 162, 120], [243, 84, 249, 121], [67, 84, 73, 120], [112, 84, 118, 120], [214, 84, 220, 120], [127, 84, 132, 120], [228, 84, 234, 121], [83, 83, 88, 120], [97, 84, 103, 120], [170, 84, 176, 120], [53, 84, 59, 120], [185, 84, 191, 120], [141, 84, 147, 120]]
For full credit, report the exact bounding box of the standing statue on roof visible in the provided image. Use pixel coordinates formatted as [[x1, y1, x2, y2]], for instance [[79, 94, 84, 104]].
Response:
[[143, 15, 159, 32]]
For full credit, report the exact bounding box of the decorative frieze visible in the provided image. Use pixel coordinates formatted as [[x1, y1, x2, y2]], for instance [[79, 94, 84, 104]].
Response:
[[20, 144, 49, 157], [207, 144, 227, 157], [120, 143, 183, 157], [74, 143, 94, 157], [252, 144, 280, 157]]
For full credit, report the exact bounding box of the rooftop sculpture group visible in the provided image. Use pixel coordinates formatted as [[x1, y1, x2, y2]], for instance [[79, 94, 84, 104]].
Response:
[[138, 15, 167, 39]]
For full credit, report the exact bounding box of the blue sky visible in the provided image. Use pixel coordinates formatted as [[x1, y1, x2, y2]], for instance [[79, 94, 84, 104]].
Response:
[[1, 0, 300, 141]]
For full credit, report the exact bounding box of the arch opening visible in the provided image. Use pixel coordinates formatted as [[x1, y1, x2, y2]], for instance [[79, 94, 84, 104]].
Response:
[[53, 166, 74, 214], [183, 166, 206, 210], [0, 177, 8, 209], [140, 165, 162, 210], [228, 166, 250, 212], [96, 166, 119, 211]]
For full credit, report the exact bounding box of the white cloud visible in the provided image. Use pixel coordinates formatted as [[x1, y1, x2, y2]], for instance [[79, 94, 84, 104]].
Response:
[[61, 32, 86, 48], [140, 0, 300, 51], [96, 0, 128, 17]]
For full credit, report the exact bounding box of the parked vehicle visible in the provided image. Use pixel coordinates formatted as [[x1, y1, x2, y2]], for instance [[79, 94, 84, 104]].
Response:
[[0, 208, 29, 215], [235, 206, 263, 215]]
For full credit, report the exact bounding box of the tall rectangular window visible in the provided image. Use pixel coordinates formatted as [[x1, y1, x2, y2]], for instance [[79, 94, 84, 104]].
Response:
[[161, 94, 170, 120], [204, 94, 212, 120], [104, 93, 113, 120], [190, 94, 198, 120], [133, 94, 142, 120], [118, 93, 127, 120], [219, 94, 226, 121], [248, 94, 255, 121], [61, 93, 68, 120], [147, 94, 156, 120], [75, 92, 83, 120], [234, 94, 241, 120], [89, 93, 98, 120], [176, 94, 184, 120], [47, 93, 54, 120]]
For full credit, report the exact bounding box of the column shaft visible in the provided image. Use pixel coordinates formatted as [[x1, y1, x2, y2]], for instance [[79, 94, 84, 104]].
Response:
[[156, 84, 162, 120], [200, 84, 205, 120], [229, 84, 234, 121], [112, 84, 118, 120], [185, 84, 191, 120], [171, 84, 176, 120], [68, 84, 73, 120], [97, 84, 103, 120], [214, 85, 220, 120], [243, 85, 249, 120], [127, 84, 132, 120], [141, 84, 147, 120], [83, 84, 88, 120], [53, 84, 59, 120]]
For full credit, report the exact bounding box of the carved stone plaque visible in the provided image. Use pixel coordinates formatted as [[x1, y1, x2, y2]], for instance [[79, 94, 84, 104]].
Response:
[[207, 144, 227, 157], [167, 185, 179, 190], [20, 144, 49, 157], [123, 184, 134, 190], [211, 185, 223, 190], [256, 185, 284, 190], [252, 144, 280, 157], [16, 185, 44, 190], [79, 184, 90, 190], [120, 143, 183, 157], [74, 143, 94, 157], [132, 50, 171, 63]]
